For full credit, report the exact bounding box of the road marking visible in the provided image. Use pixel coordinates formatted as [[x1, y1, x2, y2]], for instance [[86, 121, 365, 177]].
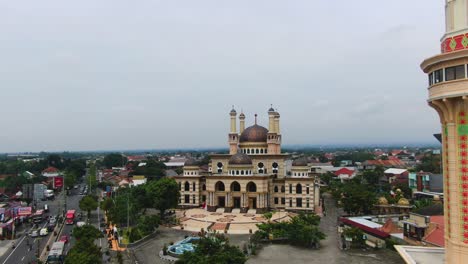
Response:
[[1, 235, 26, 264]]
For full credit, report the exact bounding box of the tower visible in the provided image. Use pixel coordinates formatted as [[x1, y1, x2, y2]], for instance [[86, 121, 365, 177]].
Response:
[[239, 111, 246, 134], [421, 1, 468, 263], [267, 106, 279, 154], [229, 107, 239, 155]]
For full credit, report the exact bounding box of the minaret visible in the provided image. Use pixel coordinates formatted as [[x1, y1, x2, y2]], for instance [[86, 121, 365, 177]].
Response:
[[267, 106, 279, 154], [239, 111, 246, 134], [421, 1, 468, 263], [268, 105, 276, 133], [274, 111, 281, 153], [229, 107, 239, 155]]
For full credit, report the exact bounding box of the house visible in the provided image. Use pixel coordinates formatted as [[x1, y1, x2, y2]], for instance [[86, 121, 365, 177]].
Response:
[[384, 168, 409, 185], [127, 155, 147, 162], [41, 167, 60, 178], [130, 175, 147, 187], [164, 157, 187, 168], [359, 159, 407, 170], [22, 171, 35, 179], [334, 168, 356, 182], [339, 217, 390, 249], [401, 205, 444, 248]]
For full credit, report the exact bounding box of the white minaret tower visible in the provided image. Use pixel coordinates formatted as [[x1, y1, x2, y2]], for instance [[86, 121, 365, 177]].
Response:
[[421, 1, 468, 263], [228, 107, 239, 155]]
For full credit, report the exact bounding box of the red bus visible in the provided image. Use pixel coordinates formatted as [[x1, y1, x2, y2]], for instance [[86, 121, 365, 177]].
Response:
[[65, 210, 76, 225]]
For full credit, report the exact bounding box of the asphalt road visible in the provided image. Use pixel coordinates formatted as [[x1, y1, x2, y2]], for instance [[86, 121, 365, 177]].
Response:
[[0, 185, 84, 264]]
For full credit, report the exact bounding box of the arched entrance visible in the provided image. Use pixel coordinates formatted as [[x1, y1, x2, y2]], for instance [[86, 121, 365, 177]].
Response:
[[215, 181, 226, 207], [230, 181, 241, 208], [246, 181, 257, 209]]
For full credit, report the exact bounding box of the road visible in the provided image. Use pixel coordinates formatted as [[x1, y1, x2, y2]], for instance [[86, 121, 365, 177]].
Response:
[[0, 185, 84, 264]]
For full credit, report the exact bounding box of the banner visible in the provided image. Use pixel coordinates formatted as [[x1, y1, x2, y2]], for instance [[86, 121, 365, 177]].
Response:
[[54, 176, 63, 188], [17, 207, 32, 216]]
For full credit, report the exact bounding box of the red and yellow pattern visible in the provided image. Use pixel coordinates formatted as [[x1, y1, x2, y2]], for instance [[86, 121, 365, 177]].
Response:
[[459, 111, 468, 243], [442, 34, 468, 53]]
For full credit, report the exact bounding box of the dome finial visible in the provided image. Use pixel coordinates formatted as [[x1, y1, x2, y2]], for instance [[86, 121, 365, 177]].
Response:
[[255, 114, 257, 124], [268, 104, 275, 112]]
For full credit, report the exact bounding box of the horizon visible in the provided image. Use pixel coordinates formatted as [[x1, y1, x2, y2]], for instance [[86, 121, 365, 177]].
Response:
[[0, 0, 444, 152]]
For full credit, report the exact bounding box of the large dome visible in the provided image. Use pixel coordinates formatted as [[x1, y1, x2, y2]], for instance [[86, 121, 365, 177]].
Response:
[[184, 159, 198, 167], [292, 157, 309, 166], [239, 125, 268, 143], [229, 153, 252, 165]]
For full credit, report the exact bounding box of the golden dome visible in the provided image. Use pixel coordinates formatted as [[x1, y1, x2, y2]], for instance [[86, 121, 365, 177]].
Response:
[[397, 198, 410, 205], [378, 197, 388, 205]]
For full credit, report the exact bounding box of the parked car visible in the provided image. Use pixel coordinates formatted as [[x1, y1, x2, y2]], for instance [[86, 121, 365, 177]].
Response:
[[74, 185, 78, 189], [44, 204, 49, 212], [39, 228, 48, 236], [59, 235, 69, 244], [30, 230, 39, 238]]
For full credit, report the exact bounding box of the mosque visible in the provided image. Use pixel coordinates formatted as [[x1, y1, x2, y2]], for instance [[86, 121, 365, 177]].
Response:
[[174, 107, 319, 213]]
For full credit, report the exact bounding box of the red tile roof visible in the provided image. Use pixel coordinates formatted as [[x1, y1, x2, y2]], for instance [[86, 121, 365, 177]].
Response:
[[42, 167, 59, 173], [340, 218, 390, 239], [424, 216, 445, 247], [334, 168, 355, 177]]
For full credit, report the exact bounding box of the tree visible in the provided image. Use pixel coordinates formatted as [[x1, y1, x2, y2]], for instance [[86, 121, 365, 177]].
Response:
[[64, 170, 77, 189], [339, 182, 377, 215], [100, 197, 114, 213], [72, 224, 103, 240], [342, 227, 365, 248], [79, 195, 98, 220], [176, 233, 246, 264], [103, 153, 127, 169], [145, 178, 179, 218], [67, 225, 103, 264], [137, 215, 160, 236]]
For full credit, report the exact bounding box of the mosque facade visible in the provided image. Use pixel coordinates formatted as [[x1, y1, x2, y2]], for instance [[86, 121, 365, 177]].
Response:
[[174, 107, 319, 213]]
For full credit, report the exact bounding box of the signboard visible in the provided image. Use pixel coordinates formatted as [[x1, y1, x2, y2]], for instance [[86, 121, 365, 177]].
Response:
[[17, 207, 32, 216], [54, 176, 64, 189]]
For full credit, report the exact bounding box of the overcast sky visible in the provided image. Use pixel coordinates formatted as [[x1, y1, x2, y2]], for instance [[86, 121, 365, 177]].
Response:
[[0, 0, 444, 152]]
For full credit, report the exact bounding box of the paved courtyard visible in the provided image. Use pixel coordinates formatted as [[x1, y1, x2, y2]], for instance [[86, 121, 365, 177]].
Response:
[[175, 208, 293, 234], [133, 195, 403, 264]]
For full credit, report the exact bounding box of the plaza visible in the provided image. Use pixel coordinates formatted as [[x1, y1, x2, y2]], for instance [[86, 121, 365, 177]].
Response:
[[174, 208, 294, 234]]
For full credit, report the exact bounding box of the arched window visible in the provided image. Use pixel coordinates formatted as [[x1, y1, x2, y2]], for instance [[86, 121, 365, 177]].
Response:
[[193, 182, 196, 191], [247, 149, 251, 154], [272, 162, 278, 174], [202, 184, 206, 191], [241, 170, 244, 175], [247, 182, 257, 192], [215, 181, 225, 192], [274, 186, 278, 193], [281, 185, 285, 193], [217, 162, 223, 173], [184, 181, 190, 191], [236, 170, 239, 175], [179, 182, 182, 190], [231, 181, 241, 192], [296, 184, 302, 194], [258, 162, 264, 174], [256, 149, 259, 154], [260, 149, 264, 154]]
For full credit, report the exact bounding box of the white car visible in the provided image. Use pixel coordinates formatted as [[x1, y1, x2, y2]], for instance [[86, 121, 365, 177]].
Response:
[[30, 230, 39, 238], [39, 228, 48, 236]]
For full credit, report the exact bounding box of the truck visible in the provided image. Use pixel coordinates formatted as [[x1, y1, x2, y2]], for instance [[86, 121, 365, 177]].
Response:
[[44, 190, 54, 200], [65, 210, 76, 225], [32, 209, 45, 224]]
